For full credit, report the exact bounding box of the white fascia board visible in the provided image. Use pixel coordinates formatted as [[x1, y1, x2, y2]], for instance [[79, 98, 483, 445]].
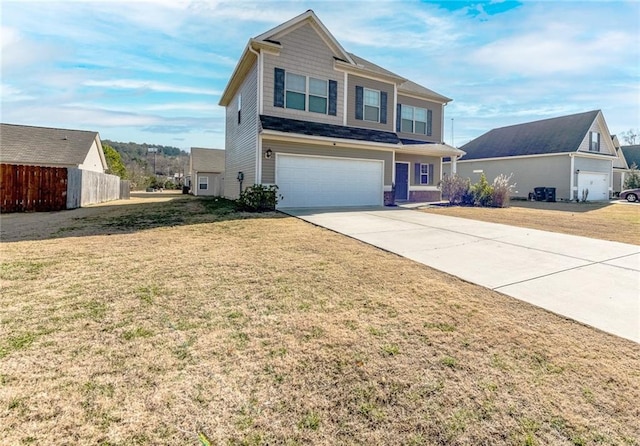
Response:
[[397, 90, 451, 105], [334, 60, 406, 85], [458, 152, 572, 163], [572, 151, 617, 160]]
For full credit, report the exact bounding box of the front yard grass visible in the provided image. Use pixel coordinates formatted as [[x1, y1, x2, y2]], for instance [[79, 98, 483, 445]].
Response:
[[421, 200, 640, 245], [1, 196, 639, 445]]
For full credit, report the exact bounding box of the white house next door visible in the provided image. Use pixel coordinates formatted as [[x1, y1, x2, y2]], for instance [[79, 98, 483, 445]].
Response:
[[276, 154, 383, 208]]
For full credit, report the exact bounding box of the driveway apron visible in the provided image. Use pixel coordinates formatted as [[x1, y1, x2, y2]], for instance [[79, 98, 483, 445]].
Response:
[[285, 207, 640, 343]]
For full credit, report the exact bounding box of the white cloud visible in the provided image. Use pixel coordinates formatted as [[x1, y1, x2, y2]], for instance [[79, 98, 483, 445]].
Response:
[[83, 79, 220, 96]]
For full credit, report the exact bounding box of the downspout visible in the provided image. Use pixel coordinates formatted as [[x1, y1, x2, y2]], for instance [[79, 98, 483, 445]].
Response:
[[451, 155, 458, 175], [248, 44, 262, 184]]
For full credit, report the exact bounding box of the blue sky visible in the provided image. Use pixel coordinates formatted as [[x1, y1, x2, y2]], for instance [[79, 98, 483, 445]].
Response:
[[1, 0, 638, 150]]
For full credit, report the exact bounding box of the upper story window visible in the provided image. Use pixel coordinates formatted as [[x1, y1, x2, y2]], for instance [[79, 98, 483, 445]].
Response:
[[364, 88, 380, 122], [399, 104, 432, 136], [275, 68, 337, 116], [285, 73, 306, 111], [589, 131, 600, 152]]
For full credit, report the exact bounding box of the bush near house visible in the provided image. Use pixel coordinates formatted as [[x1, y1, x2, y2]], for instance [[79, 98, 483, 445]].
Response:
[[624, 163, 640, 189], [440, 173, 515, 208], [237, 184, 280, 212]]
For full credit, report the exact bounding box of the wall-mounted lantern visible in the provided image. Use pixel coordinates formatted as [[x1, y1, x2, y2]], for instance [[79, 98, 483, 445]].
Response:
[[265, 149, 273, 159]]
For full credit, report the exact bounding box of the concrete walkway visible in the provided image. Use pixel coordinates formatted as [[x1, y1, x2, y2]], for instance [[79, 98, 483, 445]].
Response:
[[285, 207, 640, 343]]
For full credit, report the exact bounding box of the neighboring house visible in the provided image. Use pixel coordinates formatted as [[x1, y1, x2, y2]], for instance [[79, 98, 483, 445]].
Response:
[[611, 136, 630, 194], [620, 145, 640, 190], [219, 10, 463, 208], [0, 123, 122, 211], [0, 123, 107, 172], [189, 147, 225, 196], [446, 110, 619, 201]]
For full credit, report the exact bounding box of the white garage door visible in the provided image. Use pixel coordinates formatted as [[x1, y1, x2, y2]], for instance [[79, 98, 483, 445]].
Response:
[[276, 154, 383, 208], [577, 172, 609, 201]]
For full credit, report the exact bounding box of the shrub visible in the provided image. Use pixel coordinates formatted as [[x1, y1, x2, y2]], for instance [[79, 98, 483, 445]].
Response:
[[439, 174, 471, 205], [470, 173, 493, 207], [237, 184, 280, 212], [624, 163, 640, 189], [491, 174, 515, 208]]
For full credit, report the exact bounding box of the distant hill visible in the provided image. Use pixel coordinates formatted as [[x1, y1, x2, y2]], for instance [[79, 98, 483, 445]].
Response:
[[103, 139, 190, 181]]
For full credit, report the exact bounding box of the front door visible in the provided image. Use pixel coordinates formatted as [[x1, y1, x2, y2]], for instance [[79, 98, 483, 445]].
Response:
[[395, 162, 409, 201]]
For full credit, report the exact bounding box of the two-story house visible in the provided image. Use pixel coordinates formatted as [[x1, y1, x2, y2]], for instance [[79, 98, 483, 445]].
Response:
[[219, 10, 463, 208]]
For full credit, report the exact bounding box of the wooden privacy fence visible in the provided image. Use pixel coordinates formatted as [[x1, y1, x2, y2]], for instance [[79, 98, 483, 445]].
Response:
[[0, 164, 68, 212], [1, 164, 128, 213]]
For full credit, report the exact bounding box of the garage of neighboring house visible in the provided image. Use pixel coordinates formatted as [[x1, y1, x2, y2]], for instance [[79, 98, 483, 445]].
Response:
[[276, 153, 383, 208], [576, 171, 609, 201], [189, 147, 225, 197]]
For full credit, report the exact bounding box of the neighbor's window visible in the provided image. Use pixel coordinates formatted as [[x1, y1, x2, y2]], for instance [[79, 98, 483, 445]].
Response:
[[590, 131, 600, 152], [237, 94, 242, 124], [364, 88, 380, 122], [199, 176, 208, 190], [308, 78, 328, 114], [420, 164, 429, 184], [285, 73, 306, 111]]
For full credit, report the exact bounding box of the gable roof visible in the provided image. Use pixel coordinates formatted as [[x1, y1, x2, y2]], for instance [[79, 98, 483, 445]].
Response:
[[0, 123, 104, 167], [190, 147, 225, 172], [220, 10, 451, 106], [621, 145, 640, 169], [459, 110, 604, 161]]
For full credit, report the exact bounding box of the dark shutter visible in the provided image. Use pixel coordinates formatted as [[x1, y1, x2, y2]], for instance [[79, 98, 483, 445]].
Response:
[[328, 80, 337, 116], [396, 104, 402, 132], [597, 132, 601, 151], [355, 86, 363, 120], [380, 91, 387, 124], [414, 163, 421, 185], [274, 68, 285, 108], [427, 109, 433, 136], [428, 164, 434, 185]]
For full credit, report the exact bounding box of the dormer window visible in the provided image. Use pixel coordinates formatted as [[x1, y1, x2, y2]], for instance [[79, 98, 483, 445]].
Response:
[[589, 131, 600, 152]]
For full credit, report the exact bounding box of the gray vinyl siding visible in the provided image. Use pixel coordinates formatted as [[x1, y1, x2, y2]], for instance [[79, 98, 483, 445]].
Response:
[[346, 74, 394, 132], [395, 153, 441, 186], [261, 139, 393, 185], [262, 23, 343, 125], [574, 156, 612, 174], [225, 62, 258, 199], [396, 94, 442, 143], [455, 155, 572, 200]]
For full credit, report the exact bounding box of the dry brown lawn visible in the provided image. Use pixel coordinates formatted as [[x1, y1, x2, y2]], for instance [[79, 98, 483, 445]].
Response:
[[421, 201, 640, 246], [1, 195, 639, 445]]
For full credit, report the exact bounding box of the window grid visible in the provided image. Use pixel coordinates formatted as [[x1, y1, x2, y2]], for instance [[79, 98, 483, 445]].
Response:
[[364, 88, 380, 122], [420, 164, 429, 184], [285, 73, 329, 114]]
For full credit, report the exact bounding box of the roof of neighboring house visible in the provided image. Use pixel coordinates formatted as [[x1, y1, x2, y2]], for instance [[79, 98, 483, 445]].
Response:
[[190, 147, 225, 172], [260, 115, 402, 144], [621, 145, 640, 168], [0, 123, 102, 167], [459, 110, 605, 161]]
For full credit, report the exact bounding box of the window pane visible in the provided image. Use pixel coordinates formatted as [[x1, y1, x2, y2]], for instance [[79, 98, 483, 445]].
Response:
[[401, 119, 413, 133], [421, 164, 429, 174], [309, 78, 327, 96], [286, 91, 305, 110], [286, 73, 305, 92], [401, 105, 414, 120], [364, 105, 379, 122], [415, 121, 426, 134], [421, 174, 428, 184], [414, 108, 426, 122], [309, 95, 327, 114], [364, 89, 379, 106]]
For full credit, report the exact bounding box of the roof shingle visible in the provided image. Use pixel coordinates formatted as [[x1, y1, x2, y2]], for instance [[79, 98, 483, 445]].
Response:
[[0, 123, 99, 166], [459, 110, 602, 161]]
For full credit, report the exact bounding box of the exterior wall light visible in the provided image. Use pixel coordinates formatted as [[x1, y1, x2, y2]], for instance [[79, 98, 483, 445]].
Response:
[[265, 149, 273, 159]]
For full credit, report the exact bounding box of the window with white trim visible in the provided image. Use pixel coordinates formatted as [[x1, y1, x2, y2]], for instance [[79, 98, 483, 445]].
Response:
[[419, 164, 429, 184], [308, 78, 328, 114], [401, 105, 429, 135], [285, 73, 306, 111], [589, 131, 600, 152], [364, 88, 380, 122], [199, 176, 208, 190]]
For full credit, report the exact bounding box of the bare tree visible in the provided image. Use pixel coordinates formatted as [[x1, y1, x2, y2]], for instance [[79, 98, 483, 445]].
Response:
[[620, 129, 639, 145]]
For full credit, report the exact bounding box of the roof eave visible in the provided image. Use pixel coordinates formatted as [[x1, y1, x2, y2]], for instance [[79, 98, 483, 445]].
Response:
[[334, 59, 407, 84]]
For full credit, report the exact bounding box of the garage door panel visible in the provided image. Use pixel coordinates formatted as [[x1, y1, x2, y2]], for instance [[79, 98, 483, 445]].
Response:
[[276, 154, 383, 208], [577, 172, 609, 201]]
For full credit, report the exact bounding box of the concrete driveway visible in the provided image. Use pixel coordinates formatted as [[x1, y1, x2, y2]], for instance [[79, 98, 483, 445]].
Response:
[[285, 207, 640, 343]]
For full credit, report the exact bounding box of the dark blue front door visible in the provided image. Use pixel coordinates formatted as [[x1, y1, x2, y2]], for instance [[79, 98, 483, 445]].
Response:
[[395, 163, 408, 201]]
